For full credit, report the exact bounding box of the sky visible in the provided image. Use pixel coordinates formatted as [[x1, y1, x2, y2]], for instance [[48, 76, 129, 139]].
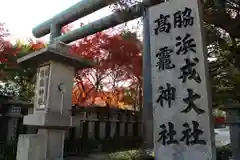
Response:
[[0, 0, 141, 90], [0, 0, 140, 42]]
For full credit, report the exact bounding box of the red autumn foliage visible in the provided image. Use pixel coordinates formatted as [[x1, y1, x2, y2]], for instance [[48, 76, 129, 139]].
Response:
[[5, 39, 45, 64], [69, 27, 142, 109], [0, 23, 17, 79], [0, 23, 142, 110], [0, 23, 13, 59], [0, 23, 45, 63], [0, 25, 46, 80], [28, 40, 46, 51]]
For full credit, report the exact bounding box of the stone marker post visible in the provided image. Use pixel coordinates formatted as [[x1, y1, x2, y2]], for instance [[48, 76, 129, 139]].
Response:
[[220, 105, 240, 160], [16, 42, 93, 160], [148, 0, 216, 159]]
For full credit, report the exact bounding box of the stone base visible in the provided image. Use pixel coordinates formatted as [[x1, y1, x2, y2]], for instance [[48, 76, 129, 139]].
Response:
[[16, 134, 47, 160], [23, 112, 71, 128], [16, 130, 65, 160], [38, 129, 65, 160]]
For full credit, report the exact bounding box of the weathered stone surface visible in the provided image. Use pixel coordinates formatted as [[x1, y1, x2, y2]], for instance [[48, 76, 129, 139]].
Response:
[[17, 42, 93, 70], [149, 0, 215, 159], [7, 118, 18, 141], [23, 112, 72, 128], [16, 134, 47, 160], [38, 129, 65, 160], [99, 122, 106, 139], [110, 123, 117, 138], [88, 122, 95, 138], [16, 42, 91, 160]]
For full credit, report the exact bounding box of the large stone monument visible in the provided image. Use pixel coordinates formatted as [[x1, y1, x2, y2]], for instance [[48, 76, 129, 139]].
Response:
[[148, 0, 216, 159], [16, 42, 93, 160]]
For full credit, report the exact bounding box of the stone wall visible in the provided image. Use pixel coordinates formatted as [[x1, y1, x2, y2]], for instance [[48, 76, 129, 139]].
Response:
[[0, 102, 141, 144], [63, 106, 141, 140], [0, 102, 142, 156], [25, 105, 142, 140]]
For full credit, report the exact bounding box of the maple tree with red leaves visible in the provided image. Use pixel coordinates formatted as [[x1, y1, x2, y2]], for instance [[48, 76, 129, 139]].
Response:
[[69, 27, 143, 110], [0, 23, 14, 76], [0, 38, 46, 100], [0, 23, 143, 109], [0, 23, 45, 75], [0, 23, 46, 99]]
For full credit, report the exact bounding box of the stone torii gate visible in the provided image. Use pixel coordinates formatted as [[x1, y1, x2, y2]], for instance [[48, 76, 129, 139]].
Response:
[[16, 1, 158, 160], [33, 0, 157, 149], [16, 0, 215, 160], [32, 2, 160, 150]]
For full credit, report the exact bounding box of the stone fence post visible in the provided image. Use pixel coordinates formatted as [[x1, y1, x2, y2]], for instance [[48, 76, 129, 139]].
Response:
[[220, 104, 240, 160]]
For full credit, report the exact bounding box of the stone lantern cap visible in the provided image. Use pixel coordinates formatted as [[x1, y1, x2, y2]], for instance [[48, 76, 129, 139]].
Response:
[[17, 42, 94, 69]]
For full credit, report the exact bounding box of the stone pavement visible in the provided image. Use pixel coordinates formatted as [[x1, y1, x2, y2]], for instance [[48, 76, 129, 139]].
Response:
[[65, 153, 110, 160]]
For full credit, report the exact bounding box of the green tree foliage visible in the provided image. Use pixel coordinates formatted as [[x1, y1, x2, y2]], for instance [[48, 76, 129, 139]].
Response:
[[111, 0, 240, 108], [203, 0, 240, 106]]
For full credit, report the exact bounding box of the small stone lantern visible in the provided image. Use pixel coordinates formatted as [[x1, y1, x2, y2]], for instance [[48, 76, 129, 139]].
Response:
[[16, 42, 93, 160]]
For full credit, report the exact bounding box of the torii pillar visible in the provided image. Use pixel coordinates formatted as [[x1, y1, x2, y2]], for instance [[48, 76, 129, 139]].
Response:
[[16, 42, 93, 160]]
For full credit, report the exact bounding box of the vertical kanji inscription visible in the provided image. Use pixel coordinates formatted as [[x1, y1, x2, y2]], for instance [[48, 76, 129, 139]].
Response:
[[181, 89, 205, 115], [156, 46, 175, 71], [179, 58, 201, 83], [158, 122, 179, 145], [154, 14, 172, 34], [180, 121, 206, 145], [156, 83, 176, 108], [173, 7, 194, 28], [175, 33, 196, 55]]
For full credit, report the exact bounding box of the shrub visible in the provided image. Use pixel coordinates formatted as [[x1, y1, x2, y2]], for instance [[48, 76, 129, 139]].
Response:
[[108, 149, 154, 160], [2, 140, 17, 160], [216, 144, 232, 160]]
